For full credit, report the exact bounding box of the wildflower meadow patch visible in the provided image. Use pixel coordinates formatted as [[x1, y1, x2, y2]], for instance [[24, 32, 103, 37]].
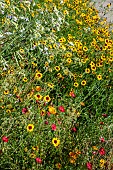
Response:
[[0, 0, 113, 169]]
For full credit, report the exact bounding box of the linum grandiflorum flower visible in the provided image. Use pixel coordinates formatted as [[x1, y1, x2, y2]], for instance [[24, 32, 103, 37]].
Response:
[[22, 107, 28, 114], [51, 124, 56, 131], [2, 136, 9, 142], [100, 137, 105, 142], [86, 162, 92, 170], [102, 114, 108, 118], [69, 91, 76, 98], [36, 157, 42, 164], [99, 147, 106, 156], [27, 124, 34, 132], [71, 127, 77, 132], [58, 106, 65, 112]]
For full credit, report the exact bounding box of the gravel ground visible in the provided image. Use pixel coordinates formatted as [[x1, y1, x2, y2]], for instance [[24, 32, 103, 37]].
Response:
[[91, 0, 113, 27]]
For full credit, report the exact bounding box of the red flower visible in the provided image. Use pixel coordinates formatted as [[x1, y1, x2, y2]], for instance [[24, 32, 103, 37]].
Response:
[[22, 107, 28, 114], [2, 136, 9, 142], [51, 124, 56, 131], [45, 121, 49, 125], [36, 157, 42, 164], [43, 102, 47, 106], [71, 127, 77, 132], [58, 119, 62, 124], [36, 100, 40, 104], [102, 114, 108, 118], [92, 151, 97, 155], [100, 122, 104, 125], [58, 106, 65, 112], [100, 137, 105, 142], [86, 162, 92, 170], [69, 92, 76, 98], [99, 147, 106, 155], [47, 111, 50, 117]]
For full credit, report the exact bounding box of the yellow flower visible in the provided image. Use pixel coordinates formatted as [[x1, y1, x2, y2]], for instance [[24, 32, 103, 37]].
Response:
[[42, 40, 46, 45], [13, 86, 17, 94], [83, 46, 88, 51], [100, 159, 106, 167], [80, 102, 85, 106], [59, 37, 66, 43], [40, 109, 46, 116], [6, 109, 11, 114], [69, 152, 77, 160], [35, 72, 42, 80], [97, 74, 102, 80], [81, 80, 86, 86], [35, 86, 41, 91], [23, 77, 28, 82], [53, 44, 57, 49], [63, 10, 68, 15], [66, 52, 72, 57], [48, 83, 54, 89], [74, 82, 79, 87], [109, 57, 113, 62], [90, 61, 95, 67], [91, 66, 96, 71], [27, 124, 34, 132], [4, 90, 9, 95], [48, 44, 53, 49], [20, 48, 24, 53], [92, 146, 98, 150], [76, 111, 80, 117], [110, 51, 113, 56], [45, 62, 49, 67], [48, 106, 56, 114], [49, 55, 54, 60], [1, 106, 5, 109], [32, 146, 39, 151], [66, 58, 72, 64], [29, 153, 36, 158], [24, 147, 28, 152], [101, 55, 106, 61], [55, 163, 62, 169], [75, 149, 81, 155], [52, 28, 56, 32], [34, 94, 42, 100], [27, 92, 34, 99], [5, 0, 10, 5], [55, 66, 60, 71], [57, 73, 62, 78], [31, 12, 35, 17], [52, 138, 60, 147], [79, 74, 83, 78], [37, 3, 41, 8], [85, 68, 90, 73], [44, 95, 51, 102], [59, 45, 66, 50], [107, 3, 111, 8], [69, 158, 75, 164], [32, 62, 37, 68]]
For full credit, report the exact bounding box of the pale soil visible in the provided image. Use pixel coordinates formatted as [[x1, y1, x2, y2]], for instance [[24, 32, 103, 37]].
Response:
[[91, 0, 113, 28]]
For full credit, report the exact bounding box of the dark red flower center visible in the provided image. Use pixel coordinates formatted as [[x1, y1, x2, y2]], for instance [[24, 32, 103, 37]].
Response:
[[37, 95, 40, 98], [28, 126, 32, 130], [54, 140, 57, 144], [38, 74, 41, 77], [46, 97, 49, 100]]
